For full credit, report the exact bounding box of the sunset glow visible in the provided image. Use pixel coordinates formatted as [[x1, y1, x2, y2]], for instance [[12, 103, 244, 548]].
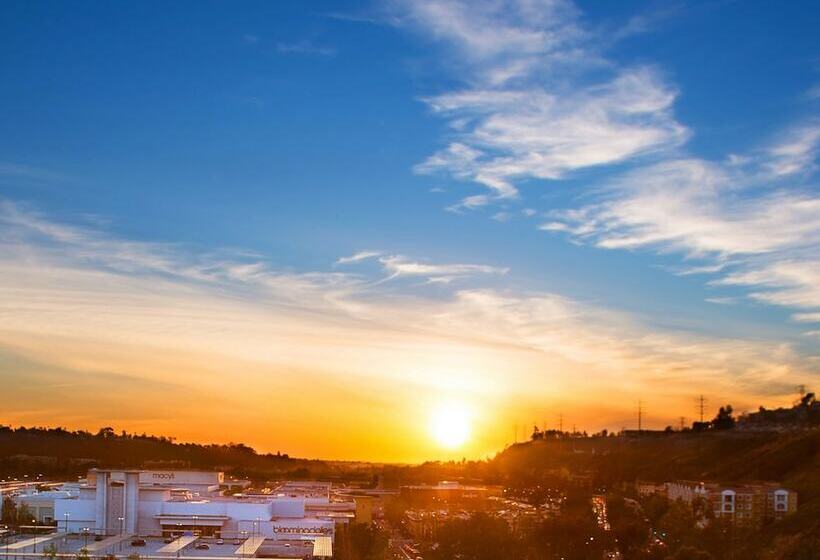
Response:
[[0, 0, 818, 466], [429, 401, 472, 449]]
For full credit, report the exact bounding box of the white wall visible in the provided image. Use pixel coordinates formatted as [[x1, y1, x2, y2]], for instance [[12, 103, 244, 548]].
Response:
[[54, 499, 97, 533]]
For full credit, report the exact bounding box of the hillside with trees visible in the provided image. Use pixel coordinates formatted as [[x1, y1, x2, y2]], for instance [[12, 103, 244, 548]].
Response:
[[0, 425, 340, 481]]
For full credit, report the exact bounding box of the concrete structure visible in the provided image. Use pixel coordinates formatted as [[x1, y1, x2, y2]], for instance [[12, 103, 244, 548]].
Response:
[[52, 470, 349, 547], [13, 490, 77, 524], [665, 480, 797, 527], [710, 484, 798, 527]]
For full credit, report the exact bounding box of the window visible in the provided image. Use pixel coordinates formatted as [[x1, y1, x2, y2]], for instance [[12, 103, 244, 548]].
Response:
[[722, 492, 735, 513]]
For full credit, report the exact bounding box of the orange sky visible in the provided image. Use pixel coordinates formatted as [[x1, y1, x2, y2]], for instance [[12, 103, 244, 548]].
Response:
[[0, 204, 815, 463]]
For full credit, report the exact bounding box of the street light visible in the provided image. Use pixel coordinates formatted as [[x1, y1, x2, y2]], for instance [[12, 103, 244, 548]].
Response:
[[82, 528, 89, 551], [31, 519, 37, 553], [118, 517, 125, 551], [192, 515, 198, 538], [63, 513, 70, 544]]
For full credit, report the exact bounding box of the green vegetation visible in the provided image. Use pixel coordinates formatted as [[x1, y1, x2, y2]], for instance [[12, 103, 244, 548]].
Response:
[[0, 424, 362, 482], [1, 497, 33, 526], [335, 523, 389, 560]]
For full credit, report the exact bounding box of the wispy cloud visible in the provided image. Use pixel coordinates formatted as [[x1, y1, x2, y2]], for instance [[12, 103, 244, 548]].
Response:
[[0, 162, 65, 183], [276, 40, 337, 57], [540, 125, 820, 322], [1, 198, 812, 455], [393, 0, 687, 208], [336, 249, 508, 283], [336, 250, 383, 265], [764, 122, 820, 177]]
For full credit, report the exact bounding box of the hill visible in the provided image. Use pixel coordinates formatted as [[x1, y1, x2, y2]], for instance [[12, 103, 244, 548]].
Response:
[[0, 424, 356, 482], [490, 429, 820, 559]]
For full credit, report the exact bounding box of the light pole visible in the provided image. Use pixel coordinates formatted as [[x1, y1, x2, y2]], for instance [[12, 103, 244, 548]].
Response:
[[31, 519, 37, 554], [82, 528, 89, 551], [118, 517, 124, 552], [63, 513, 70, 544], [192, 515, 198, 538]]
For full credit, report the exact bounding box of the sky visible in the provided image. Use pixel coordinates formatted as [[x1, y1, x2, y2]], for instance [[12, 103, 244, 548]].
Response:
[[0, 0, 819, 463]]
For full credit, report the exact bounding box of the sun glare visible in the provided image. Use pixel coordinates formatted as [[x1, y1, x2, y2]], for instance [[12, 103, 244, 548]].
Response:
[[429, 401, 472, 449]]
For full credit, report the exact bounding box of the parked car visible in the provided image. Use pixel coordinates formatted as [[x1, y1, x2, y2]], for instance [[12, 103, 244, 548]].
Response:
[[163, 537, 174, 544], [94, 535, 104, 542], [130, 538, 146, 547], [195, 543, 210, 550], [232, 539, 241, 545], [216, 539, 224, 545]]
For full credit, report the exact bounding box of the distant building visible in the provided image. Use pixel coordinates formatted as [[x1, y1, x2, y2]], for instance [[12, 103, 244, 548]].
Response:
[[400, 481, 502, 510], [710, 485, 797, 526], [635, 481, 667, 498], [403, 509, 469, 540], [51, 469, 358, 546], [14, 489, 77, 524], [664, 480, 797, 527]]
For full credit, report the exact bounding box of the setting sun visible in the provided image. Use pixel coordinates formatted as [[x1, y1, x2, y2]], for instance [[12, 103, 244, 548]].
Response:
[[429, 401, 472, 449]]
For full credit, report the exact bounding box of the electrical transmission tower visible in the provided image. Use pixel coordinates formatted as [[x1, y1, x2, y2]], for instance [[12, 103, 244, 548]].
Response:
[[638, 400, 644, 433]]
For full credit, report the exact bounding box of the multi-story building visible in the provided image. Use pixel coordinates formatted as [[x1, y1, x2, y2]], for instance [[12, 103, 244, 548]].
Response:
[[664, 480, 797, 527], [710, 485, 798, 527]]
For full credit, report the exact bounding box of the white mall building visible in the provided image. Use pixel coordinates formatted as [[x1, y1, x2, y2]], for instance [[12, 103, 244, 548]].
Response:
[[53, 469, 346, 540]]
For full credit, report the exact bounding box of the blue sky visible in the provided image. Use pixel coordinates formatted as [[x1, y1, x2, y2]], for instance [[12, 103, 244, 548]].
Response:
[[0, 1, 818, 459]]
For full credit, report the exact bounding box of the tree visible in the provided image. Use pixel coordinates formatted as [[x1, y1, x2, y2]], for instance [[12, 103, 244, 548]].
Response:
[[1, 498, 16, 524], [42, 543, 58, 560], [427, 513, 522, 560], [344, 524, 388, 560], [712, 406, 736, 430]]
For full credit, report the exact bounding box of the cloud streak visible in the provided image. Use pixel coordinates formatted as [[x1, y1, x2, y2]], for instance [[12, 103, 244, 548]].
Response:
[[395, 0, 687, 208], [541, 126, 820, 323], [0, 199, 816, 461]]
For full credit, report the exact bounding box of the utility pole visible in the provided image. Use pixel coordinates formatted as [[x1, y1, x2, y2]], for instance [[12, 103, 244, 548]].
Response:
[[638, 400, 643, 433], [558, 414, 563, 433], [698, 395, 706, 423], [679, 416, 686, 431], [796, 385, 806, 405]]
